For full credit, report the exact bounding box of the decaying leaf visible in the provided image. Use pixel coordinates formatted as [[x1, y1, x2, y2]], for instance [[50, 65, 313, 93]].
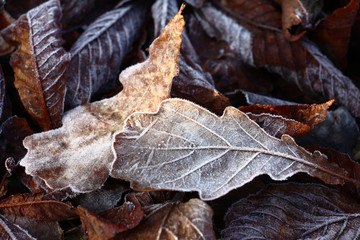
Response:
[[65, 0, 150, 108], [195, 1, 360, 117], [1, 0, 70, 130], [0, 7, 15, 56], [238, 100, 334, 138], [20, 7, 185, 194], [222, 183, 360, 239], [152, 0, 230, 114], [280, 0, 323, 40], [0, 193, 78, 221], [0, 214, 36, 240], [112, 99, 355, 200], [78, 200, 144, 240], [311, 0, 359, 70], [118, 199, 215, 240], [0, 66, 11, 125]]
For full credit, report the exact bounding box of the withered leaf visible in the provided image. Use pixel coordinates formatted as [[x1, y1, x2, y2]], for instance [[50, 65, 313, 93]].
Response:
[[238, 100, 334, 138], [119, 199, 215, 240], [0, 7, 15, 56], [281, 0, 323, 41], [152, 0, 230, 114], [311, 0, 359, 70], [78, 200, 144, 240], [196, 1, 360, 117], [20, 7, 185, 194], [0, 193, 78, 221], [112, 99, 354, 200], [4, 215, 63, 240], [1, 0, 70, 130], [222, 183, 360, 239], [0, 214, 36, 240], [65, 0, 150, 108]]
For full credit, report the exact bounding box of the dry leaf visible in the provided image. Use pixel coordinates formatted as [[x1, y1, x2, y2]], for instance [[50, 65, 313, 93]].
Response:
[[222, 183, 360, 239], [238, 100, 334, 138], [0, 214, 36, 240], [0, 66, 11, 125], [78, 200, 144, 240], [1, 0, 70, 130], [195, 1, 360, 117], [65, 0, 150, 108], [0, 193, 78, 221], [281, 0, 323, 41], [112, 99, 355, 200], [0, 7, 15, 56], [118, 199, 215, 240], [20, 7, 185, 194], [311, 0, 359, 70], [152, 0, 230, 114]]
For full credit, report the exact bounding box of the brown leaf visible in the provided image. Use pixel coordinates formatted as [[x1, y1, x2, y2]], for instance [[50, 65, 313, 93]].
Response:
[[1, 0, 70, 130], [112, 99, 355, 200], [0, 192, 78, 221], [222, 183, 360, 239], [305, 145, 360, 198], [238, 100, 334, 138], [0, 8, 15, 56], [20, 6, 185, 194], [4, 214, 63, 240], [281, 0, 323, 41], [64, 0, 150, 108], [311, 0, 359, 70], [195, 1, 360, 117], [119, 199, 215, 240], [78, 200, 144, 240], [0, 214, 36, 240], [152, 0, 230, 114]]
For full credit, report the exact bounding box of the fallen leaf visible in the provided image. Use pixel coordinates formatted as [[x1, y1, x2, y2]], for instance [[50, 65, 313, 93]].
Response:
[[1, 0, 70, 130], [20, 6, 185, 194], [152, 0, 230, 114], [78, 200, 144, 240], [238, 100, 334, 138], [222, 183, 360, 239], [0, 7, 15, 56], [64, 0, 150, 108], [112, 99, 354, 200], [0, 214, 36, 240], [195, 1, 360, 117], [118, 199, 215, 240], [4, 215, 63, 240], [311, 0, 359, 69], [0, 192, 78, 221], [281, 0, 323, 41]]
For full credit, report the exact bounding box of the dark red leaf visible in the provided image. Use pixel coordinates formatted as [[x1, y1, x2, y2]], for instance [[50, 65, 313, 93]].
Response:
[[0, 214, 36, 240], [1, 0, 70, 130]]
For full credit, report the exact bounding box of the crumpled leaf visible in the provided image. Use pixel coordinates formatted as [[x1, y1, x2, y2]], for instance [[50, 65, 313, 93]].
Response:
[[0, 192, 78, 221], [311, 0, 359, 70], [222, 183, 360, 239], [118, 199, 215, 240], [112, 99, 355, 200], [152, 0, 230, 114], [0, 214, 36, 240], [65, 0, 149, 108], [238, 100, 334, 138], [1, 0, 70, 130], [280, 0, 323, 41], [195, 1, 360, 117], [20, 7, 185, 194], [78, 200, 144, 240]]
